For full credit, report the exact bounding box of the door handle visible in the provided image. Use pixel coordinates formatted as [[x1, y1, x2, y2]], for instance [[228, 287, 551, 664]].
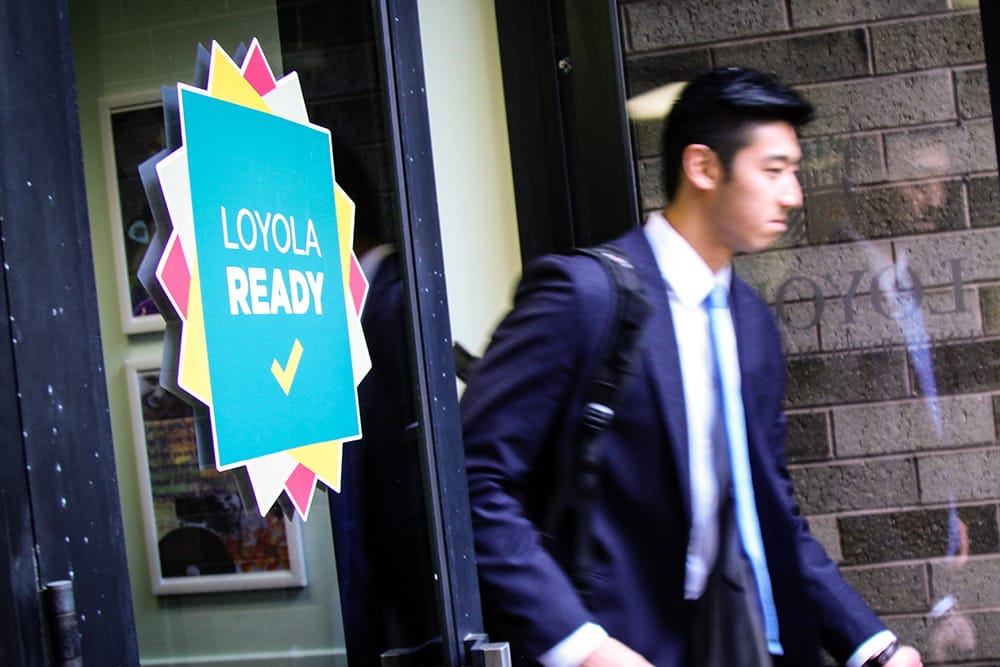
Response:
[[466, 634, 512, 667]]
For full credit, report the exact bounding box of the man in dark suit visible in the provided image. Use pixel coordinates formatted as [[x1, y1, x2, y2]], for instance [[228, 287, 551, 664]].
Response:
[[461, 68, 922, 667], [328, 145, 440, 665]]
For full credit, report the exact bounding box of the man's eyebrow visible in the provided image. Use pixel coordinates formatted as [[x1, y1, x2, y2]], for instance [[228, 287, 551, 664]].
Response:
[[762, 153, 801, 165]]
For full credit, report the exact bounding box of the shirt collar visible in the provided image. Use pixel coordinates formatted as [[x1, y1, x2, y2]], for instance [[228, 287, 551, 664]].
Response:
[[643, 210, 731, 309]]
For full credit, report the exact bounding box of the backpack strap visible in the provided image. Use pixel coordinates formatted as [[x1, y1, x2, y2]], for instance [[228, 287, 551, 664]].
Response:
[[540, 244, 650, 602]]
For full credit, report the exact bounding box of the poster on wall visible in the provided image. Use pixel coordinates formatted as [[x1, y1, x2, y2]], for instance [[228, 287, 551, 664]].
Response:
[[125, 357, 306, 595], [138, 38, 371, 526], [100, 98, 167, 334]]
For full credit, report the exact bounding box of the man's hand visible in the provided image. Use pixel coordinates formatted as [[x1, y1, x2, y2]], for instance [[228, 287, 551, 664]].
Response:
[[580, 637, 653, 667], [885, 645, 922, 667]]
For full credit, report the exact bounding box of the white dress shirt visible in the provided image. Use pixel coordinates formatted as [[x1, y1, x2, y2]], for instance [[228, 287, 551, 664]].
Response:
[[542, 214, 727, 666], [645, 210, 732, 598]]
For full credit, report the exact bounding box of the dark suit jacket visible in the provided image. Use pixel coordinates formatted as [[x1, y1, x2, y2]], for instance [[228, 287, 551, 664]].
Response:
[[331, 252, 439, 665], [461, 228, 885, 666]]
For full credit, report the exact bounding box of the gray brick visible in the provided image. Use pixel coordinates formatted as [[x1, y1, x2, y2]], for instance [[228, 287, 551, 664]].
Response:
[[995, 396, 1000, 443], [872, 13, 984, 74], [775, 209, 807, 250], [922, 339, 1000, 395], [895, 228, 1000, 287], [806, 180, 966, 244], [786, 349, 909, 408], [983, 286, 1000, 335], [747, 246, 978, 348], [883, 616, 929, 660], [834, 396, 994, 457], [735, 241, 892, 302], [787, 411, 831, 462], [919, 449, 1000, 504], [790, 458, 918, 514], [713, 29, 869, 85], [885, 120, 997, 181], [956, 67, 992, 120], [800, 134, 884, 191], [623, 0, 786, 52], [799, 72, 955, 137], [806, 514, 842, 563], [923, 611, 1000, 663], [839, 504, 999, 565], [968, 175, 1000, 229], [632, 117, 661, 160], [930, 557, 1000, 609], [625, 50, 710, 96], [818, 286, 981, 352], [787, 0, 950, 30], [776, 300, 820, 355], [840, 563, 928, 614], [637, 158, 664, 211]]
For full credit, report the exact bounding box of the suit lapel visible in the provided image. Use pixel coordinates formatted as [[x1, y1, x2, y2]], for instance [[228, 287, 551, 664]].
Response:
[[617, 230, 692, 522]]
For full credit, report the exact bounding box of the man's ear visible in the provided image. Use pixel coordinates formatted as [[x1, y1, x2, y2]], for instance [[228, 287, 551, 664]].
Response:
[[681, 144, 722, 191]]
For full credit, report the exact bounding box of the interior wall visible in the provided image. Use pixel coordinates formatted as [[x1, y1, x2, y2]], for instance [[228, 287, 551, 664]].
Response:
[[69, 0, 343, 664], [417, 0, 521, 358]]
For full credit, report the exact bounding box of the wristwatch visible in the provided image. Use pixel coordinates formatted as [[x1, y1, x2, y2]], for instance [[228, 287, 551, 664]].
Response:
[[863, 640, 898, 666]]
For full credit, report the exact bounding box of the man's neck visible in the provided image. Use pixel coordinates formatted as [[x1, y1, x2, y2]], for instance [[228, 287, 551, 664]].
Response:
[[661, 203, 731, 273]]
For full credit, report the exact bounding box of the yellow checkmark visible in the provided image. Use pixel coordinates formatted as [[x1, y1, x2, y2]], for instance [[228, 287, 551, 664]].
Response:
[[271, 339, 304, 395]]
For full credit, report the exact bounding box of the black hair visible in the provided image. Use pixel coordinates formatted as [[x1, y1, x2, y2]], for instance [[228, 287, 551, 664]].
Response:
[[661, 66, 814, 202]]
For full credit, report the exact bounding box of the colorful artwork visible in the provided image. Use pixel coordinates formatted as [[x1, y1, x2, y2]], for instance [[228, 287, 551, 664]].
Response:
[[127, 362, 306, 594], [102, 100, 167, 333]]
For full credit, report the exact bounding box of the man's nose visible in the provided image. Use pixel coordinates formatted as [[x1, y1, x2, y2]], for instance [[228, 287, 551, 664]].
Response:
[[780, 174, 803, 209]]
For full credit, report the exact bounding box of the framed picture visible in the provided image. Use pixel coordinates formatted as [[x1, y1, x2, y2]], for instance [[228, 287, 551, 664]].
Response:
[[99, 94, 167, 334], [124, 356, 307, 595]]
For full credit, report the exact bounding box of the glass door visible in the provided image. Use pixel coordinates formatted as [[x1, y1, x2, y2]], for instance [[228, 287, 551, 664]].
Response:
[[58, 0, 481, 664]]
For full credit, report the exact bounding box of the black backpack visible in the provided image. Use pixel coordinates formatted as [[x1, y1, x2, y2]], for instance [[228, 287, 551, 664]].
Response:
[[456, 244, 650, 601]]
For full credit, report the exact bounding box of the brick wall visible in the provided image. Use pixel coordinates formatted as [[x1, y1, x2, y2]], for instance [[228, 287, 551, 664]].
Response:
[[619, 1, 1000, 663]]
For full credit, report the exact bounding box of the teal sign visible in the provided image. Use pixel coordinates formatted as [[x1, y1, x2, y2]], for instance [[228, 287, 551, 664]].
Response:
[[183, 89, 359, 467]]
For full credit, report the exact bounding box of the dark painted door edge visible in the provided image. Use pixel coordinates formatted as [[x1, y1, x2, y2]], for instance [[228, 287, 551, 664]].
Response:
[[376, 1, 486, 665], [494, 0, 638, 264], [0, 0, 138, 664]]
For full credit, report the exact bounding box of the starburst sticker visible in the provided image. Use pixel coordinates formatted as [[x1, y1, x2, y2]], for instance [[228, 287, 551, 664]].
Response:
[[140, 39, 371, 520]]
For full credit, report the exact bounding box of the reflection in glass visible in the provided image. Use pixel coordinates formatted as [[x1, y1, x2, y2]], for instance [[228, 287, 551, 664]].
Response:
[[276, 1, 445, 663], [620, 1, 999, 662]]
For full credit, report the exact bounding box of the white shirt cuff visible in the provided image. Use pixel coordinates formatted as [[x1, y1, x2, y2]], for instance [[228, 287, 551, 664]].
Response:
[[538, 622, 609, 667], [846, 630, 897, 667]]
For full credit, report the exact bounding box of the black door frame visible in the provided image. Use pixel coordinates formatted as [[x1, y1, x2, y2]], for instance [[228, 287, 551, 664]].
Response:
[[0, 0, 139, 664], [0, 0, 483, 665], [378, 1, 485, 664], [494, 0, 639, 264]]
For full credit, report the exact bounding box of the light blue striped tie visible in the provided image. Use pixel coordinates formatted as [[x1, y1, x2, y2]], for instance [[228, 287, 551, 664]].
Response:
[[706, 285, 783, 655]]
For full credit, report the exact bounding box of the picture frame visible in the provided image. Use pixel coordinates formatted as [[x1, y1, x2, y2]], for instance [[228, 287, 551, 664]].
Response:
[[99, 94, 167, 334], [124, 355, 307, 595]]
